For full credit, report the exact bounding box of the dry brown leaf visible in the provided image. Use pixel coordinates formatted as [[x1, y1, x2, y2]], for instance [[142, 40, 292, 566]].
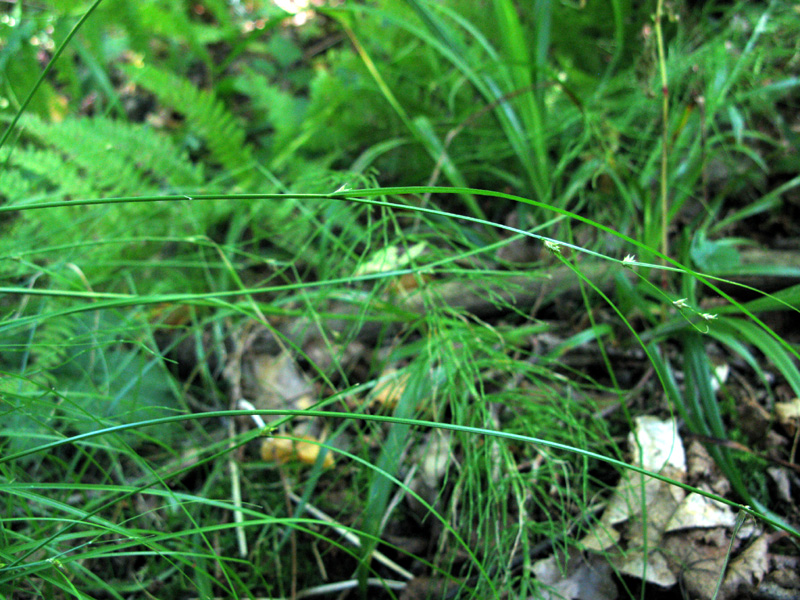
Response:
[[686, 440, 731, 497], [249, 351, 315, 411], [605, 475, 685, 545], [665, 492, 736, 532], [775, 398, 800, 421], [631, 416, 686, 472], [389, 272, 430, 295], [612, 549, 676, 588], [408, 431, 454, 515], [766, 467, 793, 503], [531, 551, 618, 600], [570, 417, 767, 597], [723, 534, 769, 596], [663, 527, 733, 600], [663, 531, 768, 600], [579, 521, 621, 552], [418, 430, 453, 489], [582, 416, 686, 555], [686, 439, 715, 480]]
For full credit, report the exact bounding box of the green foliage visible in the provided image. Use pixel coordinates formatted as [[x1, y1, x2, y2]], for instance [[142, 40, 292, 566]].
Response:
[[1, 312, 181, 454], [0, 11, 63, 119], [0, 114, 208, 286], [122, 62, 255, 187], [2, 0, 800, 597], [12, 114, 203, 194]]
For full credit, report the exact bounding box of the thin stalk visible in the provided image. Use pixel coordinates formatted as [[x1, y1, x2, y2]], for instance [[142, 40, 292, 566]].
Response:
[[0, 0, 106, 151], [654, 0, 670, 281]]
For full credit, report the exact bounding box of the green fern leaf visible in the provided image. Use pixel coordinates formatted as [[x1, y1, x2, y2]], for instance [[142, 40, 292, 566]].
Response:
[[18, 114, 203, 194], [122, 63, 255, 186]]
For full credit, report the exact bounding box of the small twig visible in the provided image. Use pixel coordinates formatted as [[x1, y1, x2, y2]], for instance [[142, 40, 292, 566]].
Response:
[[288, 491, 414, 581], [228, 416, 248, 558], [240, 398, 266, 428], [226, 341, 249, 559], [379, 459, 416, 534], [311, 541, 328, 581], [279, 467, 298, 600], [294, 578, 407, 598], [194, 578, 406, 600]]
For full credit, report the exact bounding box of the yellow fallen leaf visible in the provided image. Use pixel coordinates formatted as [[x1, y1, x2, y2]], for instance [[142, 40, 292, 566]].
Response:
[[371, 369, 410, 409], [261, 436, 334, 468], [775, 398, 800, 422], [354, 242, 427, 276], [775, 398, 800, 436]]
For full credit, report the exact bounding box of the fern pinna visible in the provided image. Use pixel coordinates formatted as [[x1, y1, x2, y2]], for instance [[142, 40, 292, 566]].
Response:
[[122, 62, 255, 187]]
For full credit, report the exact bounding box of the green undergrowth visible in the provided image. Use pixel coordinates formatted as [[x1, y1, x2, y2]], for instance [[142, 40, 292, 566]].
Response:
[[2, 0, 800, 598]]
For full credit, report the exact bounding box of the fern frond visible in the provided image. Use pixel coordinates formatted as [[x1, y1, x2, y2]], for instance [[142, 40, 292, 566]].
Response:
[[19, 114, 204, 194], [22, 115, 145, 195], [0, 115, 209, 285], [7, 146, 95, 199], [0, 166, 35, 204], [122, 63, 255, 186], [87, 117, 205, 187]]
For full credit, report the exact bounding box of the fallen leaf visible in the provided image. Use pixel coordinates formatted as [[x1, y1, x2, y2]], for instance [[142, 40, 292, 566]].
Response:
[[723, 534, 768, 594], [354, 242, 427, 276], [580, 417, 686, 585], [631, 416, 685, 472], [663, 527, 733, 600], [775, 398, 800, 436], [532, 550, 618, 600], [665, 492, 736, 532], [775, 398, 800, 421], [371, 368, 411, 409], [249, 351, 315, 411], [612, 549, 676, 588], [766, 467, 793, 503], [261, 435, 335, 468], [418, 430, 453, 489], [686, 440, 730, 497], [408, 430, 454, 514], [586, 417, 686, 549]]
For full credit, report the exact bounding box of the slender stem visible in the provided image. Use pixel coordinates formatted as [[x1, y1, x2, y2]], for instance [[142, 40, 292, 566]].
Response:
[[0, 0, 106, 151], [654, 0, 670, 285]]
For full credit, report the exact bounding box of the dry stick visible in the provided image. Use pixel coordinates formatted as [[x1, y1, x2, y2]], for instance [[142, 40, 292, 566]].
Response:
[[295, 249, 800, 351], [240, 398, 299, 598], [277, 260, 624, 354], [196, 578, 407, 600], [228, 425, 248, 558], [380, 463, 418, 534], [292, 578, 407, 598], [227, 344, 248, 557], [287, 492, 415, 582], [222, 274, 299, 559]]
